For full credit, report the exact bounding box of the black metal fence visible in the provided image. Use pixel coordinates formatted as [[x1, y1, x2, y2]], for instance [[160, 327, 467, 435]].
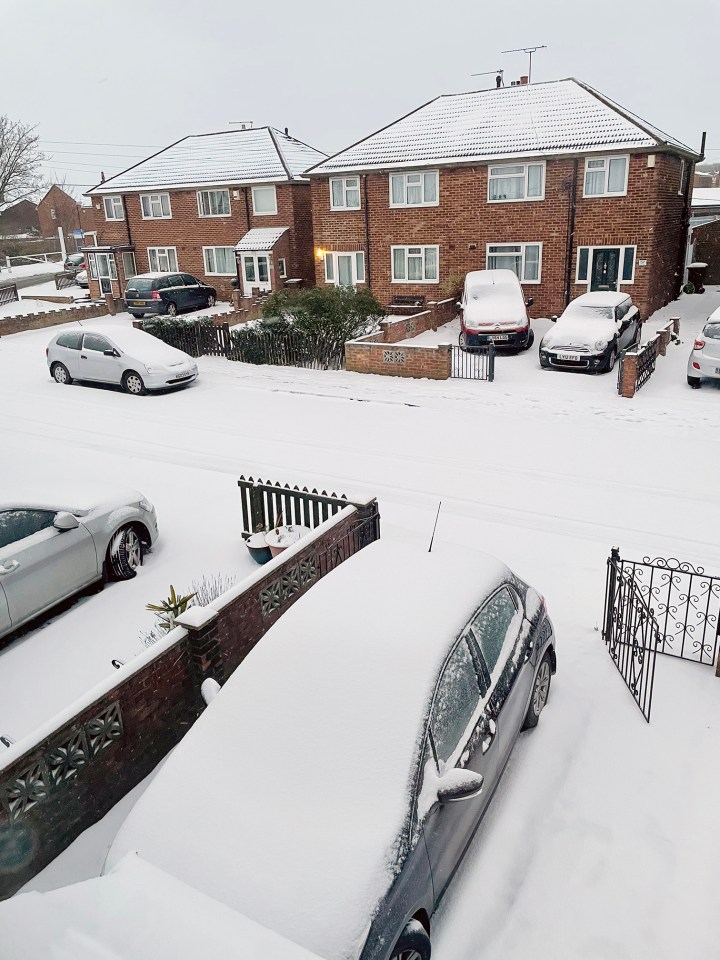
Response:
[[451, 344, 495, 381], [618, 337, 659, 395], [603, 549, 661, 721], [0, 284, 19, 307]]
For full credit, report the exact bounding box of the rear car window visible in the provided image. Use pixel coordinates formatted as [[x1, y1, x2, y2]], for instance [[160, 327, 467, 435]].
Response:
[[56, 332, 83, 349], [704, 322, 720, 340], [471, 587, 520, 677], [129, 279, 153, 292]]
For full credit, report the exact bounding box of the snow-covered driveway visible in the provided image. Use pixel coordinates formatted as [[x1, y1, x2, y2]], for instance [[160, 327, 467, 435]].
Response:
[[4, 292, 720, 959]]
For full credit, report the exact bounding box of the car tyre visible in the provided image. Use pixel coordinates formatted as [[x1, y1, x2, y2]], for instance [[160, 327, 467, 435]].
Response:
[[687, 375, 702, 389], [107, 525, 143, 580], [389, 920, 431, 960], [166, 301, 178, 317], [523, 329, 535, 350], [123, 370, 146, 395], [523, 652, 552, 730], [458, 331, 467, 350], [207, 294, 216, 308], [605, 345, 618, 373], [51, 362, 73, 385]]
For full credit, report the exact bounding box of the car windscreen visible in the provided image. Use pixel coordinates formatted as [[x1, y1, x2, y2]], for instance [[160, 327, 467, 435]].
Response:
[[575, 306, 614, 320], [127, 279, 153, 291], [704, 322, 720, 340]]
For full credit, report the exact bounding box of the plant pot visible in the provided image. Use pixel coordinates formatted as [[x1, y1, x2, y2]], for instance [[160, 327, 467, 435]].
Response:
[[264, 524, 311, 558], [246, 532, 272, 565]]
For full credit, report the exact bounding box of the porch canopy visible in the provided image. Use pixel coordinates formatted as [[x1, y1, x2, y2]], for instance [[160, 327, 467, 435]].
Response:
[[235, 227, 288, 252]]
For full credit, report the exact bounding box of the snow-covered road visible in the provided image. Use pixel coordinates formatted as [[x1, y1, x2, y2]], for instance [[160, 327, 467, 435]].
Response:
[[4, 291, 720, 959]]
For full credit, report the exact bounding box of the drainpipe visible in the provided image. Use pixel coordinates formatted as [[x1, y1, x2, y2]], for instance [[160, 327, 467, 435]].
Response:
[[120, 194, 134, 297], [243, 187, 251, 231], [363, 175, 371, 291], [563, 159, 579, 307]]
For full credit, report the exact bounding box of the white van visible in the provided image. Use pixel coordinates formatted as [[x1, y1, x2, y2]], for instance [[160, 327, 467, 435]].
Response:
[[458, 269, 534, 350]]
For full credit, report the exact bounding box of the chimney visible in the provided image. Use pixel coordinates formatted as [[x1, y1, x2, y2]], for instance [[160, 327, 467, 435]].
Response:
[[520, 75, 529, 85], [284, 127, 289, 136]]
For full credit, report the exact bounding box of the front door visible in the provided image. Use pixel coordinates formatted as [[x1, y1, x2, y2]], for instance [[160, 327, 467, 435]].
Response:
[[241, 253, 271, 296], [590, 248, 621, 292], [95, 252, 118, 295]]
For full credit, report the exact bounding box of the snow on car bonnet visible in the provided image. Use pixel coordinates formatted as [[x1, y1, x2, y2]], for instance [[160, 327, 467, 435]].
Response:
[[107, 539, 509, 960]]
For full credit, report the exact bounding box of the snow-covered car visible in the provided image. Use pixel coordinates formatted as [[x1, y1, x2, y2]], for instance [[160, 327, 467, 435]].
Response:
[[75, 268, 89, 288], [64, 253, 85, 273], [458, 269, 534, 350], [106, 540, 556, 960], [539, 291, 640, 373], [0, 486, 158, 642], [47, 326, 198, 395], [687, 309, 720, 388]]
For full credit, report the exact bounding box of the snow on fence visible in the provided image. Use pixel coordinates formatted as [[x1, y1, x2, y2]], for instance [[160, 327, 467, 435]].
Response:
[[617, 318, 679, 398], [0, 501, 380, 899]]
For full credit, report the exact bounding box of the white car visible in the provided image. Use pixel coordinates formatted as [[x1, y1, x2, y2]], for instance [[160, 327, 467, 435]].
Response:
[[75, 269, 89, 289], [46, 326, 198, 395], [458, 269, 534, 350], [0, 486, 158, 641], [687, 309, 720, 388], [539, 291, 640, 373]]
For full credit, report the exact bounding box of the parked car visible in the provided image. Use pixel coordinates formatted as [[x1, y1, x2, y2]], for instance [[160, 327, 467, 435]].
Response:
[[124, 272, 217, 318], [0, 487, 157, 641], [64, 253, 85, 273], [47, 326, 198, 395], [106, 541, 556, 960], [687, 309, 720, 388], [75, 269, 88, 289], [539, 291, 640, 373], [457, 269, 534, 350]]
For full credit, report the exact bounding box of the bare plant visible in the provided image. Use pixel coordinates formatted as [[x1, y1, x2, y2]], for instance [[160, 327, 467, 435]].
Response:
[[0, 116, 46, 209]]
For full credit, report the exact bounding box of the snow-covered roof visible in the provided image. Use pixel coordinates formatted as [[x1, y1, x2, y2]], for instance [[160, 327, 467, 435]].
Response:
[[235, 226, 289, 251], [107, 539, 513, 960], [308, 78, 700, 175], [692, 187, 720, 208], [0, 855, 324, 960], [89, 128, 327, 195]]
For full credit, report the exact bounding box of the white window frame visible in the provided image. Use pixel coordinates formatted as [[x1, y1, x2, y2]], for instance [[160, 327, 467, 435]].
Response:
[[95, 252, 117, 280], [278, 257, 287, 279], [202, 246, 237, 276], [50, 208, 57, 220], [487, 162, 545, 203], [575, 245, 637, 285], [324, 251, 366, 287], [485, 242, 543, 284], [87, 253, 98, 280], [329, 176, 362, 210], [103, 196, 124, 221], [678, 159, 686, 196], [390, 245, 440, 284], [389, 171, 439, 208], [251, 185, 277, 216], [582, 155, 629, 198], [121, 250, 137, 279], [197, 189, 231, 218], [147, 246, 178, 273], [140, 192, 172, 219]]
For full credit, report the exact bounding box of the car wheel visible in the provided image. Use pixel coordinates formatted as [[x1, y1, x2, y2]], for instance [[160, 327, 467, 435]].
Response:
[[389, 920, 431, 960], [207, 294, 216, 308], [107, 525, 143, 580], [166, 301, 178, 317], [458, 331, 467, 350], [605, 345, 618, 373], [524, 329, 535, 350], [51, 362, 73, 385], [523, 652, 552, 729], [539, 355, 550, 369], [123, 370, 146, 395], [687, 375, 702, 389]]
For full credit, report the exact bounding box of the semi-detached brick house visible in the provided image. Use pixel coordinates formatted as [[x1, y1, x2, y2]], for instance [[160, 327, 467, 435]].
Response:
[[306, 78, 702, 319], [82, 127, 326, 302]]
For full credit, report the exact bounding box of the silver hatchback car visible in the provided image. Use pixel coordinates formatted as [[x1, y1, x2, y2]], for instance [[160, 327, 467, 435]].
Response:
[[47, 326, 198, 395], [0, 488, 158, 642], [687, 309, 720, 388]]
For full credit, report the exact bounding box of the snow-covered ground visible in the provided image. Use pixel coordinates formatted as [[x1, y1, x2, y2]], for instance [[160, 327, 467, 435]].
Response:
[[4, 289, 720, 959], [0, 259, 64, 282]]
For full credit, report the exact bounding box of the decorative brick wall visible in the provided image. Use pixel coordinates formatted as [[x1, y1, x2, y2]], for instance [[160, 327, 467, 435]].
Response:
[[0, 301, 110, 337], [0, 506, 374, 899]]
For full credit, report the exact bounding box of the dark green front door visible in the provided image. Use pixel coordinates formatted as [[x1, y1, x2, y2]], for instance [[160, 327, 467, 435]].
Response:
[[591, 248, 621, 291]]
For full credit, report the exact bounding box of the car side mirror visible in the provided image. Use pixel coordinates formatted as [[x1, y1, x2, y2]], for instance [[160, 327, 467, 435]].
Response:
[[455, 301, 463, 313], [525, 297, 534, 307], [104, 349, 120, 357], [54, 511, 79, 532], [550, 315, 558, 322], [437, 768, 484, 804]]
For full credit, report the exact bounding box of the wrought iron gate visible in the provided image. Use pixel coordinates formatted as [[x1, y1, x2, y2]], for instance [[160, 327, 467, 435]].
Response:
[[451, 344, 495, 381]]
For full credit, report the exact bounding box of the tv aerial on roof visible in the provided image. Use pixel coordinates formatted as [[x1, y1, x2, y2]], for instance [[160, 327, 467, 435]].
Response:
[[501, 45, 547, 84], [230, 121, 254, 129], [471, 69, 505, 88]]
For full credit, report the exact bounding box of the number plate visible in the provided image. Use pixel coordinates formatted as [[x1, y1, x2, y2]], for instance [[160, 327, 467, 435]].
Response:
[[174, 370, 189, 379], [490, 334, 509, 341], [557, 352, 581, 361], [133, 300, 144, 306]]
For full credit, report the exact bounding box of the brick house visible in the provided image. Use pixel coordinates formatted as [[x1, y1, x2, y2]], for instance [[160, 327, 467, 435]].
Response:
[[0, 199, 39, 238], [306, 78, 701, 319], [37, 185, 83, 250], [82, 128, 326, 301]]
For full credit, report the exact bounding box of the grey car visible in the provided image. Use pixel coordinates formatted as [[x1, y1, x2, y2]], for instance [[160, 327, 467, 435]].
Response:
[[0, 488, 158, 642], [105, 541, 556, 960]]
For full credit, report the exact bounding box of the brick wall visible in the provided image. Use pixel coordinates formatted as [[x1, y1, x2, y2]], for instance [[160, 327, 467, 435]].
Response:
[[37, 187, 82, 247], [0, 301, 110, 337], [0, 506, 373, 898], [693, 218, 720, 283], [310, 151, 692, 320]]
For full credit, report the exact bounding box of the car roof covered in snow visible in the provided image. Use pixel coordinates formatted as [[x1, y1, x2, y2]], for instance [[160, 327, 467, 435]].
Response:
[[465, 269, 523, 289], [62, 325, 194, 364], [567, 291, 631, 309], [107, 539, 513, 960], [0, 480, 143, 516], [0, 855, 324, 960]]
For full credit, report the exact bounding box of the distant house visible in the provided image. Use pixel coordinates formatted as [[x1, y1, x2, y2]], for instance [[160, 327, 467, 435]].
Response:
[[37, 185, 83, 249], [688, 188, 720, 283], [0, 199, 39, 238], [83, 128, 326, 300], [306, 78, 701, 319]]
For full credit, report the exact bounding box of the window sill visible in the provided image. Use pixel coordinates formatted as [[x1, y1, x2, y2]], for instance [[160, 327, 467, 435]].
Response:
[[141, 216, 173, 220], [391, 279, 439, 285], [581, 192, 628, 199], [389, 202, 440, 209], [198, 213, 232, 219], [487, 196, 545, 204], [330, 206, 362, 212]]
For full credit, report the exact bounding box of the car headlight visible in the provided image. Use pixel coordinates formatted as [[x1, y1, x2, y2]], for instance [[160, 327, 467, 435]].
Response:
[[595, 340, 607, 351], [139, 498, 155, 513], [145, 365, 160, 374]]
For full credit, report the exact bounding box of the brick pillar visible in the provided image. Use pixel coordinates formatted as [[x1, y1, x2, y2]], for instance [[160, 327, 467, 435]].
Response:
[[671, 316, 680, 337], [658, 327, 670, 356], [104, 294, 117, 316], [619, 353, 637, 398], [175, 606, 224, 711], [440, 343, 452, 379]]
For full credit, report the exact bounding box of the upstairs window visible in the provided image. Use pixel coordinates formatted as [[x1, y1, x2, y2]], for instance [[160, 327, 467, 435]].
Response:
[[50, 208, 57, 220], [389, 171, 438, 207], [330, 177, 361, 210], [488, 162, 545, 202], [197, 189, 231, 217], [251, 186, 277, 215], [583, 156, 628, 197], [103, 196, 124, 220], [140, 193, 172, 219]]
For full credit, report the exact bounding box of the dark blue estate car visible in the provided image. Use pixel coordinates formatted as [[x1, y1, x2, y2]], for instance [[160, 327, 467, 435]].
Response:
[[124, 272, 217, 318]]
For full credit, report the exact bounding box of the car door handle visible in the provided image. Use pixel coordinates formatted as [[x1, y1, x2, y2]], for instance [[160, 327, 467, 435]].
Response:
[[481, 718, 497, 755], [80, 354, 88, 359], [0, 560, 19, 574]]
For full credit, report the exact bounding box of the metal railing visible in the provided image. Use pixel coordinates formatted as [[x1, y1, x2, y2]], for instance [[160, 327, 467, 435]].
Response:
[[0, 284, 19, 306], [618, 336, 659, 395], [451, 343, 495, 381]]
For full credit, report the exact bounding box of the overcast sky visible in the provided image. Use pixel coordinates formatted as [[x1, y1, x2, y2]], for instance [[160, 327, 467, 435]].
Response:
[[4, 0, 719, 197]]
